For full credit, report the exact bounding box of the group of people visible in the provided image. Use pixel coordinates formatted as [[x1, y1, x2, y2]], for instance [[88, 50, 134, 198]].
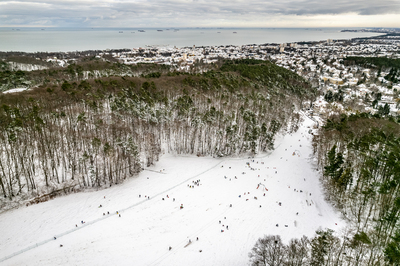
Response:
[[188, 179, 201, 188], [219, 217, 229, 232], [138, 194, 151, 199]]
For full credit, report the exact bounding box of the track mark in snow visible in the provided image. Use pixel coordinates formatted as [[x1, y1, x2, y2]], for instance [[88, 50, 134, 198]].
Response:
[[150, 185, 251, 266], [0, 159, 225, 263]]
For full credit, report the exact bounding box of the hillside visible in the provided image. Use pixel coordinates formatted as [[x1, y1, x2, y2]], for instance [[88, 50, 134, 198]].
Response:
[[2, 55, 399, 264], [0, 59, 317, 208], [0, 114, 343, 265], [312, 113, 400, 264]]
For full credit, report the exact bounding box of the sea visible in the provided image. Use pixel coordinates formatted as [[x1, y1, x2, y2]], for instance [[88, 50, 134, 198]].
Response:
[[0, 27, 384, 53]]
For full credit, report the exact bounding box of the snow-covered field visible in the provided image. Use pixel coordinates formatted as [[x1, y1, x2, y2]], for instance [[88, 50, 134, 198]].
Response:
[[0, 116, 344, 266]]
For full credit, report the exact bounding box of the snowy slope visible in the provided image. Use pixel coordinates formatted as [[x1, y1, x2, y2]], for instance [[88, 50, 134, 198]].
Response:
[[0, 115, 344, 266]]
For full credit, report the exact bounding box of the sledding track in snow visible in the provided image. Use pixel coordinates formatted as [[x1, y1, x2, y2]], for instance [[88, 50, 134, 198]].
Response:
[[0, 159, 225, 263]]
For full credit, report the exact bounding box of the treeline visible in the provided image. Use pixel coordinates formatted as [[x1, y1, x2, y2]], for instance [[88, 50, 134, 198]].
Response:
[[0, 59, 316, 208], [0, 64, 28, 91], [343, 56, 400, 69], [249, 230, 370, 266], [0, 57, 176, 92], [249, 113, 400, 265], [0, 49, 129, 62], [311, 113, 400, 265]]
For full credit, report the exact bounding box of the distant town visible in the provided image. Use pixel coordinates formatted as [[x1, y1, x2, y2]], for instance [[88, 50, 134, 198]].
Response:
[[3, 29, 400, 118], [97, 31, 400, 117]]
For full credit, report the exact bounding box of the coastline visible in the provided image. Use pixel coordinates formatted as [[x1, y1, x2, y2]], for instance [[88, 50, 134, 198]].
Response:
[[0, 27, 386, 53]]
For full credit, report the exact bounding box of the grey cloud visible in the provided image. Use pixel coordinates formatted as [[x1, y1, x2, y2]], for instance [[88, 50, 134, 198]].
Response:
[[0, 0, 399, 26]]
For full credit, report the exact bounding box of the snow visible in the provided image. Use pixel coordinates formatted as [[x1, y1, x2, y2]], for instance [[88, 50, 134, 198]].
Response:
[[2, 88, 28, 94], [0, 115, 344, 265]]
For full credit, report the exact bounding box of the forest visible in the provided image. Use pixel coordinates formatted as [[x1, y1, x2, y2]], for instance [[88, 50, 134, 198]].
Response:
[[343, 56, 400, 70], [4, 55, 399, 265], [249, 114, 400, 265], [0, 58, 316, 209]]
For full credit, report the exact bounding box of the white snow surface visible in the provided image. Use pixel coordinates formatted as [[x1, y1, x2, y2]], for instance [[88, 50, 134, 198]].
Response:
[[2, 88, 28, 94], [0, 115, 344, 265]]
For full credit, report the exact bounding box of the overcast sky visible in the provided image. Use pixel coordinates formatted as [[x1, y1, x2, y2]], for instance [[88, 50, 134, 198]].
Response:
[[1, 0, 400, 28]]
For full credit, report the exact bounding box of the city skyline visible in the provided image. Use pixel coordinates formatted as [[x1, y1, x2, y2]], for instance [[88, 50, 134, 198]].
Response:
[[1, 0, 400, 28]]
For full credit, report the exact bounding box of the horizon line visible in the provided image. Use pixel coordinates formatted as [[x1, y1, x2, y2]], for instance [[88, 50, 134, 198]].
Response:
[[0, 26, 397, 29]]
